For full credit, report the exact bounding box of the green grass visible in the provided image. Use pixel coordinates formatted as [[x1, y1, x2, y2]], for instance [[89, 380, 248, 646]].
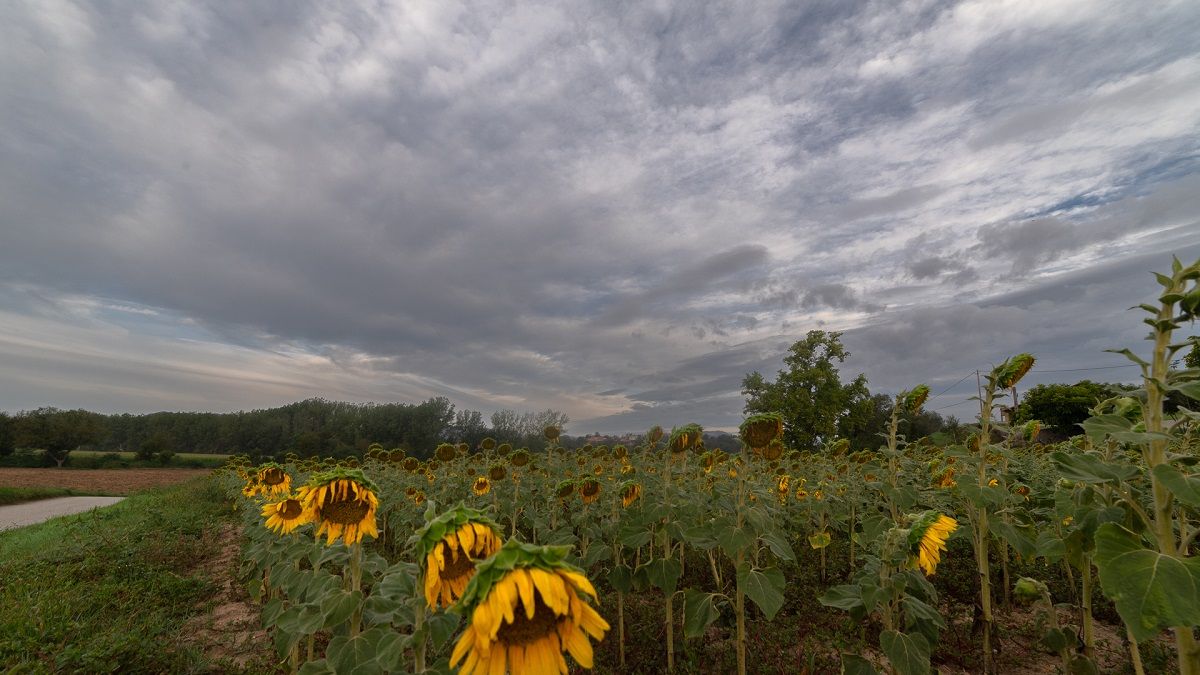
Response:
[[0, 478, 230, 673], [71, 450, 230, 467], [0, 486, 89, 505]]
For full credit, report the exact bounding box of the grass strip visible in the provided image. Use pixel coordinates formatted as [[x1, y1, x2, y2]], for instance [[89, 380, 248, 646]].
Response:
[[0, 486, 83, 506], [0, 477, 230, 673]]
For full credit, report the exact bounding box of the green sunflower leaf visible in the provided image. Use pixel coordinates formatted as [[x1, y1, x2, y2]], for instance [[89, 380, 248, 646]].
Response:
[[737, 564, 785, 620], [880, 630, 930, 675], [1093, 523, 1200, 641], [683, 589, 722, 639]]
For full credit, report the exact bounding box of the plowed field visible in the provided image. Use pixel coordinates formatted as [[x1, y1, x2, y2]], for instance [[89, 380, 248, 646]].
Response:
[[0, 468, 211, 494]]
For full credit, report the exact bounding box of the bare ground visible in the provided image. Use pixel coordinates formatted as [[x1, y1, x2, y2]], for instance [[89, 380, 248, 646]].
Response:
[[183, 523, 279, 673], [0, 467, 211, 494]]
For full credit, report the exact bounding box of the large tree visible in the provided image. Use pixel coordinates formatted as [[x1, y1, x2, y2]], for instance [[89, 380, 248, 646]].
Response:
[[742, 330, 871, 452], [1014, 380, 1123, 435], [13, 407, 107, 467]]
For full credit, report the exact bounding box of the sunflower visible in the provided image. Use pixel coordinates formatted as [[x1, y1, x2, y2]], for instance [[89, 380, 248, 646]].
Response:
[[777, 474, 791, 494], [579, 479, 601, 505], [669, 424, 703, 454], [241, 478, 263, 498], [261, 495, 312, 535], [450, 540, 609, 675], [511, 449, 531, 467], [555, 480, 575, 500], [437, 443, 459, 462], [620, 482, 642, 508], [257, 464, 292, 496], [295, 468, 380, 546], [473, 476, 492, 496], [414, 504, 504, 610], [907, 511, 958, 576]]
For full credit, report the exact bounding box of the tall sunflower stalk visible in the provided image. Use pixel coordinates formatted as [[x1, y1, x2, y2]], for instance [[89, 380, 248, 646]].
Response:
[[969, 354, 1032, 671]]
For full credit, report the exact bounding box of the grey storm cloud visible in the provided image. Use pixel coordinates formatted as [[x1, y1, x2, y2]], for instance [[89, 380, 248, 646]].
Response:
[[2, 0, 1200, 432]]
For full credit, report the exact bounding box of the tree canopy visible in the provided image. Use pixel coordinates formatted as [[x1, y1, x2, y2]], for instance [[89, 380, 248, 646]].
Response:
[[742, 330, 874, 452]]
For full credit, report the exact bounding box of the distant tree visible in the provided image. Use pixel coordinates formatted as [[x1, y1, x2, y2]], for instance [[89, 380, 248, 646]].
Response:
[[1186, 339, 1200, 370], [13, 407, 106, 467], [0, 412, 14, 456], [1015, 381, 1122, 435], [137, 431, 173, 462], [742, 330, 871, 452]]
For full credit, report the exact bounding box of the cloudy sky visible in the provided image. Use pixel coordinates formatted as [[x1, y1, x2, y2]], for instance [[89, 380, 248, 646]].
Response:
[[2, 0, 1199, 433]]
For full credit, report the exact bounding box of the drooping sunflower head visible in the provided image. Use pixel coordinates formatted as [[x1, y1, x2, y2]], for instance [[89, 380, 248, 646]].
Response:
[[295, 468, 380, 547], [497, 443, 512, 456], [511, 449, 530, 467], [777, 474, 791, 494], [739, 413, 783, 450], [555, 479, 576, 500], [403, 457, 422, 472], [480, 437, 497, 452], [450, 540, 609, 675], [257, 463, 292, 496], [489, 464, 507, 481], [472, 476, 492, 496], [906, 511, 958, 576], [620, 481, 642, 508], [543, 425, 561, 442], [260, 495, 313, 535], [901, 385, 930, 415], [994, 353, 1036, 390], [435, 443, 458, 462], [579, 479, 601, 504], [646, 425, 664, 446], [412, 503, 504, 610], [613, 444, 628, 459], [668, 423, 703, 454]]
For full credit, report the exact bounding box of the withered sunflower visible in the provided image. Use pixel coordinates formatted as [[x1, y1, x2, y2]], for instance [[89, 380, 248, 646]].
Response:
[[619, 482, 642, 508], [296, 468, 380, 546], [261, 495, 312, 535], [473, 476, 492, 496], [450, 540, 609, 675], [257, 464, 292, 496], [555, 480, 575, 500], [907, 511, 958, 576], [413, 504, 504, 610], [579, 479, 601, 505]]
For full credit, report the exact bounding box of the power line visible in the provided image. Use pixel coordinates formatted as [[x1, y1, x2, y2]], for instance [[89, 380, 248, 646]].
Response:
[[932, 399, 973, 411], [1033, 364, 1139, 373], [928, 371, 976, 401]]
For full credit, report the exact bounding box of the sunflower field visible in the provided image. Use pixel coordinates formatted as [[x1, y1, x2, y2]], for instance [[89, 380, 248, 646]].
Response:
[[217, 257, 1200, 674]]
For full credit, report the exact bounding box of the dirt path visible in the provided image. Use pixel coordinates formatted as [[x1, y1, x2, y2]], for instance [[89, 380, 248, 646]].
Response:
[[0, 496, 125, 531], [183, 524, 277, 672], [0, 468, 210, 494]]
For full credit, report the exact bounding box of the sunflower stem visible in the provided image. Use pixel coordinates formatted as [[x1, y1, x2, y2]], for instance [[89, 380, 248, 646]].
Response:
[[618, 591, 627, 669], [414, 599, 427, 673], [663, 447, 675, 672], [348, 543, 362, 638]]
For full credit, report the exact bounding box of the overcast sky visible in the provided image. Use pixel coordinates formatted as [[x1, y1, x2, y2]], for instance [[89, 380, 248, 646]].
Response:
[[2, 0, 1199, 433]]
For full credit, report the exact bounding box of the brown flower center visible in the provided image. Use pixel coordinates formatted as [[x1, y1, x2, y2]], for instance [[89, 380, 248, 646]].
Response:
[[321, 499, 370, 525], [496, 594, 561, 646], [279, 499, 304, 519], [262, 468, 285, 485], [442, 544, 476, 580]]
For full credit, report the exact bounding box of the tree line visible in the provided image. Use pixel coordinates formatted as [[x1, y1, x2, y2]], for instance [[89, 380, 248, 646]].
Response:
[[0, 398, 570, 465]]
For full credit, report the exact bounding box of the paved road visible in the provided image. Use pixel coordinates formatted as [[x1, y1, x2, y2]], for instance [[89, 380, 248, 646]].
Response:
[[0, 496, 125, 531]]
